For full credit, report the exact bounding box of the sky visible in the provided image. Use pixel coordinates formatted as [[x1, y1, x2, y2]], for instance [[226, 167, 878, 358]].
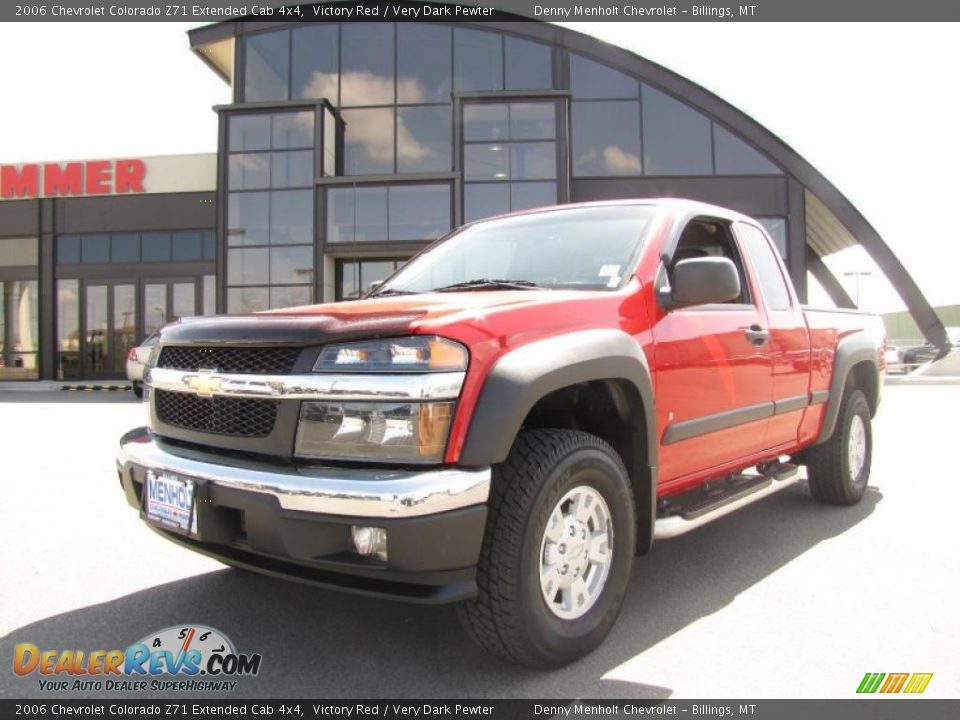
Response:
[[1, 21, 958, 313]]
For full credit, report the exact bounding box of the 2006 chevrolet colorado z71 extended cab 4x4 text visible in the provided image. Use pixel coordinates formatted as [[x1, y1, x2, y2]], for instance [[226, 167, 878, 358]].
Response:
[[117, 199, 885, 667]]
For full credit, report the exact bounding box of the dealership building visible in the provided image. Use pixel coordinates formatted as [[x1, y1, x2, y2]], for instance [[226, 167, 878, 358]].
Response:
[[0, 10, 947, 382]]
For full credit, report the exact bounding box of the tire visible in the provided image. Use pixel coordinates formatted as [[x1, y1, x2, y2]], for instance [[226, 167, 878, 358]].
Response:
[[457, 429, 636, 668], [132, 381, 143, 399], [806, 388, 872, 506]]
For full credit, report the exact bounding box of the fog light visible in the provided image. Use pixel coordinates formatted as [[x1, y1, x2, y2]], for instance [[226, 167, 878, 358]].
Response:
[[351, 525, 388, 561]]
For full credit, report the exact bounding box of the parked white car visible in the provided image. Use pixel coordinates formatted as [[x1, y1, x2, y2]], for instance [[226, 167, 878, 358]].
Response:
[[125, 333, 159, 398]]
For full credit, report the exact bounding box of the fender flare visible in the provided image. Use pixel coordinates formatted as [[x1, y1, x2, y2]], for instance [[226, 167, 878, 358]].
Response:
[[813, 333, 879, 446], [459, 329, 658, 553]]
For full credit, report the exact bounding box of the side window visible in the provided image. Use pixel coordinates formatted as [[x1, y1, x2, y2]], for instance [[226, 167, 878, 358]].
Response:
[[737, 223, 792, 311], [669, 219, 750, 304]]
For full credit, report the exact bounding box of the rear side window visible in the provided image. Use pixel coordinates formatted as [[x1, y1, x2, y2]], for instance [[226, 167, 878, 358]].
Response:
[[738, 222, 791, 311]]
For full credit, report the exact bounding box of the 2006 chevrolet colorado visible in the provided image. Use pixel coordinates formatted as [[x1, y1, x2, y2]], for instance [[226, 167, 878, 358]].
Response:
[[117, 199, 885, 667]]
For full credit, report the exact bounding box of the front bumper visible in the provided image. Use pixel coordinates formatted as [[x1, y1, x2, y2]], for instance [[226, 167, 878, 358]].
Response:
[[117, 427, 490, 603]]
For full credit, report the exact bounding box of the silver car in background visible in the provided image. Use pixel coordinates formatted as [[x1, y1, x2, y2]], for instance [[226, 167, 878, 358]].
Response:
[[125, 332, 159, 398]]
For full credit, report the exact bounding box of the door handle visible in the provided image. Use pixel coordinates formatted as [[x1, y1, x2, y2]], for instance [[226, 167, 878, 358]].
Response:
[[745, 324, 769, 346]]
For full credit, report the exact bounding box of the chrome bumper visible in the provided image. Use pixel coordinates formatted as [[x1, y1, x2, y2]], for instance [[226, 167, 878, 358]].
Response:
[[118, 428, 491, 519]]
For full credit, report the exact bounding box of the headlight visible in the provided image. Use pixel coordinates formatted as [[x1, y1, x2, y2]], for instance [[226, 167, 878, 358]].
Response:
[[313, 336, 467, 373], [295, 401, 455, 463]]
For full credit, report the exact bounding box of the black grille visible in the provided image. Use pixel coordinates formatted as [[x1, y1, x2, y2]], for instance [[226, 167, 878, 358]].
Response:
[[157, 346, 300, 374], [155, 390, 279, 438]]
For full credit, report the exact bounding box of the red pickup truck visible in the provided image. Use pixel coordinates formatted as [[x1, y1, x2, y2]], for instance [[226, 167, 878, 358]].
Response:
[[117, 199, 885, 667]]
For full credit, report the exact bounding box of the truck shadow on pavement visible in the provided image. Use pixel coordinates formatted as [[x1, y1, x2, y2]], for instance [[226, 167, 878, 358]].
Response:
[[1, 484, 880, 700]]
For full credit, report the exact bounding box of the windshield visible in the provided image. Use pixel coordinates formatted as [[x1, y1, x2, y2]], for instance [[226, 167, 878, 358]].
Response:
[[373, 205, 655, 295]]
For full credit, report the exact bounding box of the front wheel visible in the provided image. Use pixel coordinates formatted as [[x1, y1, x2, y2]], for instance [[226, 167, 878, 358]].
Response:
[[457, 429, 636, 667], [806, 388, 872, 505]]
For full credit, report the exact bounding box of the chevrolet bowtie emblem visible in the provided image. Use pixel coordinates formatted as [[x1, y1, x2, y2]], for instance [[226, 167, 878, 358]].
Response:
[[185, 370, 223, 397]]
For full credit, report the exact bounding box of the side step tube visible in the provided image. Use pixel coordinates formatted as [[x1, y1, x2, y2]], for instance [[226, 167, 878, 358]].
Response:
[[653, 464, 800, 540]]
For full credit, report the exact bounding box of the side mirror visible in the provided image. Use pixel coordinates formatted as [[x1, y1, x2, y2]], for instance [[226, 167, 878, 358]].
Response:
[[665, 257, 741, 309]]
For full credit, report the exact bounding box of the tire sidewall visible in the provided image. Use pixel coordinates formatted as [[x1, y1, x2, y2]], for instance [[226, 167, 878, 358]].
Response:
[[517, 445, 635, 664], [839, 390, 872, 498]]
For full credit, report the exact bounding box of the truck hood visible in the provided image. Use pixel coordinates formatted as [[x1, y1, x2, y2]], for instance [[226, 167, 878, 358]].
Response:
[[158, 290, 606, 345]]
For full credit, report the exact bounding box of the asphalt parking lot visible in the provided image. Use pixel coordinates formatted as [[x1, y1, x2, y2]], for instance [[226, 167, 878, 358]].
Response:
[[1, 383, 958, 699]]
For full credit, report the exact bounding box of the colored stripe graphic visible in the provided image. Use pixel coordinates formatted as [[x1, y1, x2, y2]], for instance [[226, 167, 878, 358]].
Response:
[[903, 673, 933, 694], [880, 673, 909, 693], [857, 673, 885, 693]]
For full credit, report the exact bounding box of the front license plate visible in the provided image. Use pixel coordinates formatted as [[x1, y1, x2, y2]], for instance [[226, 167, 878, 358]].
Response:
[[145, 470, 198, 536]]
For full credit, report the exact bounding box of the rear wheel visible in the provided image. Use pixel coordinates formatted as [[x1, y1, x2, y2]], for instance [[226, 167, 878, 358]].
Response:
[[806, 388, 872, 505], [457, 429, 635, 667]]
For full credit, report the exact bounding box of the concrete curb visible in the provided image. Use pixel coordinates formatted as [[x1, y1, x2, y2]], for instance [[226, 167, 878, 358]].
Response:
[[0, 381, 133, 392]]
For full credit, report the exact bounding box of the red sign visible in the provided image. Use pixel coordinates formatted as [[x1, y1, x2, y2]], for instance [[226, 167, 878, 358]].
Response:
[[0, 159, 146, 199]]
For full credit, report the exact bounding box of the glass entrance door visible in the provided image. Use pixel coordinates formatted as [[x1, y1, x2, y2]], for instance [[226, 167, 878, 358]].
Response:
[[83, 281, 137, 379]]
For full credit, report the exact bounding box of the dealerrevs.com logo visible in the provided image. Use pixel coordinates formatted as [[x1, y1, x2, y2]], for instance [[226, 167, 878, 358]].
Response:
[[857, 672, 933, 694], [13, 625, 262, 693]]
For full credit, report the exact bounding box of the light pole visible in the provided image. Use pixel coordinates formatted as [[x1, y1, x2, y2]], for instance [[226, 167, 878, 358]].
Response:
[[843, 271, 872, 308]]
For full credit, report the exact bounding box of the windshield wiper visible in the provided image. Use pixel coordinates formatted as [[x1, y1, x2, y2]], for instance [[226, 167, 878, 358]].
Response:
[[370, 288, 417, 297], [433, 278, 540, 292]]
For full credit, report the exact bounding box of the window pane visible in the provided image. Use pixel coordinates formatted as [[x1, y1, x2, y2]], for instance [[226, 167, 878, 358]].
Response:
[[738, 223, 791, 310], [203, 275, 216, 316], [229, 114, 270, 151], [173, 283, 195, 319], [141, 233, 171, 262], [110, 234, 139, 263], [57, 279, 80, 379], [270, 285, 312, 309], [511, 182, 557, 212], [397, 106, 452, 173], [327, 188, 356, 243], [713, 125, 781, 175], [463, 104, 509, 141], [144, 284, 167, 336], [85, 285, 108, 374], [57, 235, 81, 264], [228, 192, 269, 246], [270, 189, 313, 244], [112, 285, 136, 372], [642, 84, 712, 175], [505, 36, 552, 90], [510, 142, 556, 180], [360, 261, 399, 294], [509, 103, 556, 140], [229, 153, 270, 190], [343, 108, 395, 174], [397, 24, 452, 103], [454, 28, 502, 92], [81, 235, 110, 264], [758, 218, 788, 258], [272, 111, 314, 149], [227, 287, 268, 314], [355, 187, 389, 241], [292, 25, 338, 102], [341, 24, 394, 106], [389, 185, 450, 240], [271, 150, 314, 188], [228, 247, 269, 285], [572, 101, 642, 176], [270, 246, 314, 285], [0, 237, 38, 266], [245, 31, 290, 102], [464, 183, 509, 223], [337, 260, 359, 300], [0, 280, 39, 379], [464, 144, 509, 181], [172, 231, 202, 262], [203, 231, 217, 260], [570, 54, 638, 99]]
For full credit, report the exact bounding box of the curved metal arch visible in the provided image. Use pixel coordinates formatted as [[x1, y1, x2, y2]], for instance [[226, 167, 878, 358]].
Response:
[[187, 9, 948, 350]]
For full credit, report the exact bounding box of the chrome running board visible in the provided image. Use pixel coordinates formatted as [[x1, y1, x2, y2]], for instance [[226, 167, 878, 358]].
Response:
[[653, 463, 800, 540]]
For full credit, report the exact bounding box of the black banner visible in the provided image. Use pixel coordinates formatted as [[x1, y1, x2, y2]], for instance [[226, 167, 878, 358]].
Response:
[[4, 0, 960, 22], [3, 700, 960, 720]]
